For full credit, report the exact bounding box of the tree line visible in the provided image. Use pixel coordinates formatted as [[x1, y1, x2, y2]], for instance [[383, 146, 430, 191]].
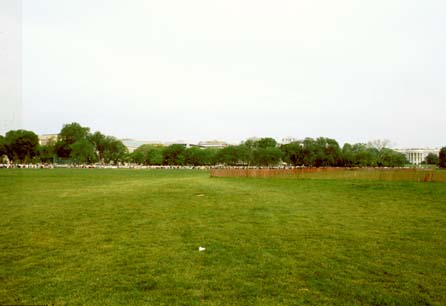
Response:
[[1, 122, 445, 168], [0, 123, 127, 165]]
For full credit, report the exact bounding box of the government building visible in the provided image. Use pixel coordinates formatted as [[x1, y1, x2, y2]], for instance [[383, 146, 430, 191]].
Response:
[[395, 148, 440, 165]]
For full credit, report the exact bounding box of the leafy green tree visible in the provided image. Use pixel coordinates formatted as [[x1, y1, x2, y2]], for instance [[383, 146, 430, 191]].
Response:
[[56, 122, 90, 158], [215, 145, 243, 165], [424, 153, 439, 165], [236, 143, 252, 165], [394, 151, 409, 167], [0, 135, 6, 158], [86, 132, 129, 165], [341, 143, 355, 167], [163, 144, 186, 165], [238, 138, 279, 166], [301, 138, 317, 166], [184, 147, 218, 166], [131, 144, 163, 165], [202, 148, 219, 165], [314, 137, 342, 167], [242, 139, 257, 150], [38, 138, 56, 163], [184, 147, 208, 166], [378, 148, 408, 167], [255, 137, 277, 149], [130, 148, 145, 164], [252, 147, 283, 166], [439, 147, 446, 168], [281, 142, 304, 166], [88, 131, 107, 162], [103, 137, 128, 164], [4, 130, 39, 163], [70, 139, 97, 164], [293, 137, 342, 167], [377, 148, 393, 167], [343, 143, 381, 167]]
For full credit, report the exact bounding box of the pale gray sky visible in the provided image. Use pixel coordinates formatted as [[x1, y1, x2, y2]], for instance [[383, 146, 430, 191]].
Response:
[[2, 0, 445, 147]]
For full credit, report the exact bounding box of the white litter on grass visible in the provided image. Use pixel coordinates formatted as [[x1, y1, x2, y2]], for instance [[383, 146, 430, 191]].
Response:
[[198, 246, 206, 252]]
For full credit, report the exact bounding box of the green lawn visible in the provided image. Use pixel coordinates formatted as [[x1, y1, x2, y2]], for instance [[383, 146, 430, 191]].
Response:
[[1, 169, 445, 305]]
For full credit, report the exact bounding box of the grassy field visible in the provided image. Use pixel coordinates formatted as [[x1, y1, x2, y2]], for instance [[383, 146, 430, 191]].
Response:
[[1, 169, 445, 305]]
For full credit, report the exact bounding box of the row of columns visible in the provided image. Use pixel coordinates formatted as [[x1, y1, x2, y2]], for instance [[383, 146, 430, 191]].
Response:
[[407, 152, 425, 165]]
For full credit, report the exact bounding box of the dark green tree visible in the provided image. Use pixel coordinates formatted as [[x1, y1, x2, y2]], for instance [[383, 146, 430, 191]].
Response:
[[424, 153, 439, 165], [184, 147, 208, 166], [378, 148, 408, 167], [242, 139, 257, 150], [314, 137, 341, 167], [88, 131, 107, 162], [202, 148, 218, 165], [280, 141, 304, 166], [130, 147, 145, 164], [237, 143, 253, 165], [302, 138, 317, 166], [215, 145, 243, 165], [239, 138, 279, 166], [56, 122, 90, 158], [131, 144, 163, 165], [38, 138, 56, 163], [255, 137, 277, 149], [103, 137, 128, 164], [163, 144, 186, 165], [341, 143, 355, 167], [4, 130, 39, 163], [439, 147, 446, 168], [70, 139, 97, 164], [0, 135, 6, 159], [252, 147, 283, 166], [349, 143, 379, 167]]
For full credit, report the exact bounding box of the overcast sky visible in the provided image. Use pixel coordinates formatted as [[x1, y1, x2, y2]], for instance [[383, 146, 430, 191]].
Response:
[[2, 0, 445, 147]]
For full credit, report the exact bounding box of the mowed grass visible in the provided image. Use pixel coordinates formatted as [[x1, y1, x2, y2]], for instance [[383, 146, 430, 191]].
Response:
[[0, 169, 445, 305]]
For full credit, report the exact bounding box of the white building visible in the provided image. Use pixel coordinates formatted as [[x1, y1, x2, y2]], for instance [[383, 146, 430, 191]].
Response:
[[395, 148, 440, 165], [38, 134, 58, 146], [197, 140, 228, 149]]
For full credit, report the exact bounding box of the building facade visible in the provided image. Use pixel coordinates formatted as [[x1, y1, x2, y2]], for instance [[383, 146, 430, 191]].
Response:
[[395, 148, 440, 165], [197, 140, 228, 149], [38, 134, 58, 146]]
